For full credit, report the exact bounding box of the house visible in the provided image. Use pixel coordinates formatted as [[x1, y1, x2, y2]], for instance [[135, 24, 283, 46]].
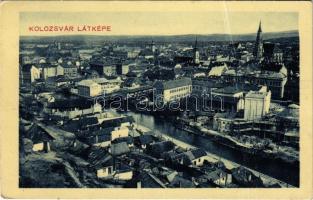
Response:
[[222, 67, 287, 99], [184, 148, 208, 167], [208, 63, 228, 77], [111, 126, 129, 141], [116, 61, 132, 75], [20, 64, 41, 85], [95, 156, 114, 179], [153, 77, 192, 104], [112, 136, 134, 148], [110, 142, 130, 156], [123, 77, 142, 88], [80, 129, 112, 147], [90, 61, 117, 77], [25, 123, 55, 153], [172, 148, 207, 167], [68, 116, 133, 146], [192, 77, 225, 96], [263, 43, 284, 63], [44, 99, 102, 119], [113, 161, 134, 181], [210, 86, 245, 112], [134, 134, 156, 149], [147, 141, 176, 158], [45, 75, 71, 88], [231, 166, 264, 187], [205, 169, 231, 187], [62, 116, 99, 132], [87, 146, 133, 180], [167, 173, 195, 188], [58, 62, 78, 78], [39, 63, 63, 79], [127, 50, 140, 59], [99, 115, 134, 128], [93, 77, 122, 94], [244, 87, 271, 120], [77, 79, 102, 97], [127, 171, 167, 188]]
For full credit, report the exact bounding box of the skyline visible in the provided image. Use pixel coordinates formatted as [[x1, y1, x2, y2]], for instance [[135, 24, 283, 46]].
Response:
[[20, 12, 298, 36]]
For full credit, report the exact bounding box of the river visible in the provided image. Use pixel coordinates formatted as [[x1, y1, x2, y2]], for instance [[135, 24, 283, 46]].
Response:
[[121, 111, 299, 187]]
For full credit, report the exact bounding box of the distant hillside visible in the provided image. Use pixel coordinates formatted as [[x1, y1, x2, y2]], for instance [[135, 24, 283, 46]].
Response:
[[20, 30, 299, 43]]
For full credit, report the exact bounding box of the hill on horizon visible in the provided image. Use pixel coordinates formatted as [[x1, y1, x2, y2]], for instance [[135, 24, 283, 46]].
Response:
[[20, 30, 299, 43]]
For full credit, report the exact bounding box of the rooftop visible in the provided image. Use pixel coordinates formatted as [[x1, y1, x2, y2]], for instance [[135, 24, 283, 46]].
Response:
[[111, 142, 130, 156], [77, 79, 99, 87], [155, 77, 192, 90]]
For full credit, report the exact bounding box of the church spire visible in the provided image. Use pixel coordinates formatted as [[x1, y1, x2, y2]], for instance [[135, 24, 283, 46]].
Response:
[[254, 20, 263, 61], [258, 21, 262, 32]]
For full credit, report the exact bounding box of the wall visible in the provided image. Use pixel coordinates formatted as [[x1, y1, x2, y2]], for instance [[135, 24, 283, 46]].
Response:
[[164, 85, 192, 103], [97, 166, 114, 178], [244, 97, 265, 120], [94, 141, 111, 148], [191, 157, 205, 167], [115, 171, 133, 180], [77, 83, 102, 97], [32, 142, 44, 151], [43, 67, 57, 79], [50, 103, 102, 119], [30, 66, 41, 82], [111, 126, 129, 141]]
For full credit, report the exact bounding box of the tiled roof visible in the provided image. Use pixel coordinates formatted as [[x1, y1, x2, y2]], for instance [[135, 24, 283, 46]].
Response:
[[190, 148, 207, 159], [112, 136, 134, 145], [26, 123, 55, 144], [246, 91, 268, 99], [77, 79, 98, 87], [138, 134, 155, 145], [208, 65, 228, 76], [111, 142, 130, 156], [155, 77, 192, 90], [148, 141, 175, 157], [46, 98, 95, 110]]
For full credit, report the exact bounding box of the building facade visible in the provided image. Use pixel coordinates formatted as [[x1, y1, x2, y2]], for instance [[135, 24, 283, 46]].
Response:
[[244, 86, 271, 121], [153, 77, 192, 104], [77, 79, 102, 97]]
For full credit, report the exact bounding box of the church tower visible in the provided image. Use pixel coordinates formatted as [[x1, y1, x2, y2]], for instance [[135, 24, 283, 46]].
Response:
[[253, 21, 263, 61], [151, 40, 156, 53], [194, 38, 200, 64]]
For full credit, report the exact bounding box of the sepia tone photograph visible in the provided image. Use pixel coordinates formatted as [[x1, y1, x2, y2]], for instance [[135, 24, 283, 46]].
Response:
[[18, 11, 300, 189]]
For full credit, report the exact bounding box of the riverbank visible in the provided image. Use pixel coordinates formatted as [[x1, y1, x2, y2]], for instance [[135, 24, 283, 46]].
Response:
[[134, 123, 295, 188], [173, 120, 299, 165]]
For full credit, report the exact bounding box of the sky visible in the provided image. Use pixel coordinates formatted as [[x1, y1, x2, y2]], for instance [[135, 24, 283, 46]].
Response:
[[20, 12, 298, 36]]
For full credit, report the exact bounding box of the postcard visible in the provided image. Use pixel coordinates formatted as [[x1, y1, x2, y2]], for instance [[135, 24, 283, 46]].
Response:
[[0, 1, 312, 199]]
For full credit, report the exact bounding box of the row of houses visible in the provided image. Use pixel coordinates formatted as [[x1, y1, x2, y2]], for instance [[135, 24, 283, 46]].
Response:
[[153, 77, 271, 121], [20, 62, 79, 85]]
